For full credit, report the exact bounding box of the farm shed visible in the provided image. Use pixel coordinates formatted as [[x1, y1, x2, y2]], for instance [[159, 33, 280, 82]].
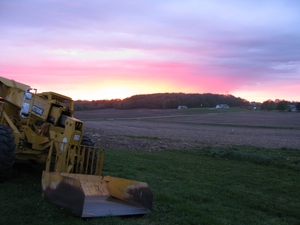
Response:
[[178, 105, 188, 109], [216, 104, 229, 109]]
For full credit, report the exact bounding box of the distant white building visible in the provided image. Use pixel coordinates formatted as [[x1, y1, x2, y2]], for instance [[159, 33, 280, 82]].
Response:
[[216, 104, 229, 109], [178, 105, 188, 109], [287, 104, 297, 112]]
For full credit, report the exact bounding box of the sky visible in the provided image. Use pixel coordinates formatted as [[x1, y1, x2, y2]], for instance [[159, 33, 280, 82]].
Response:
[[0, 0, 299, 102]]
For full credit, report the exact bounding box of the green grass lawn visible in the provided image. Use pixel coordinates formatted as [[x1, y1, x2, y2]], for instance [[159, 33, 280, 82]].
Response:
[[1, 146, 299, 225]]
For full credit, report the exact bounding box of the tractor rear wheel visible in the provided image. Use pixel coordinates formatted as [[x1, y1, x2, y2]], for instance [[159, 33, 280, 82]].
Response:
[[81, 135, 95, 147], [0, 125, 16, 180], [81, 135, 97, 174]]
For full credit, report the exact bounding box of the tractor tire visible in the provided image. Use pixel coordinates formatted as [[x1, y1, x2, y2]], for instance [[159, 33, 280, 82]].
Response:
[[81, 135, 95, 147], [81, 135, 97, 174], [0, 125, 16, 180]]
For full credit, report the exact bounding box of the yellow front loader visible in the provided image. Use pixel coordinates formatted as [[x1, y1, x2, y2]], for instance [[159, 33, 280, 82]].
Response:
[[0, 76, 153, 217]]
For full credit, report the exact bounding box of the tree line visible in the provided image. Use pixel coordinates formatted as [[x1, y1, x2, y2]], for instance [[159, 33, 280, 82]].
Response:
[[260, 100, 300, 112], [74, 93, 249, 110]]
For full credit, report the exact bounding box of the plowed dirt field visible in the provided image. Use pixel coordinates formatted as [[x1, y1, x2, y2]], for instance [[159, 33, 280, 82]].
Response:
[[75, 109, 300, 150]]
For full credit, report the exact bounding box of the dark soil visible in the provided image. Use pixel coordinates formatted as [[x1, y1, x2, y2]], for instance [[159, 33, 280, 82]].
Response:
[[75, 109, 300, 151]]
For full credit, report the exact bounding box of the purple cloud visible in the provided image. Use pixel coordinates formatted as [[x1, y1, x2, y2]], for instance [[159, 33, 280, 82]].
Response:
[[0, 0, 299, 101]]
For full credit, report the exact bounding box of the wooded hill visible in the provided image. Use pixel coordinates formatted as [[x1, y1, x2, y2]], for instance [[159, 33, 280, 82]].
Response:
[[74, 93, 249, 111]]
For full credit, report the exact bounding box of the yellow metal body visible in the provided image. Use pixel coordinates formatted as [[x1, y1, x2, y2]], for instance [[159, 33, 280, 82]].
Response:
[[0, 76, 153, 217], [42, 172, 153, 217]]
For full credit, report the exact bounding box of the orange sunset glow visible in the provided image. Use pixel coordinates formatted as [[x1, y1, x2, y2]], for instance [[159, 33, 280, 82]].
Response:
[[1, 1, 300, 103]]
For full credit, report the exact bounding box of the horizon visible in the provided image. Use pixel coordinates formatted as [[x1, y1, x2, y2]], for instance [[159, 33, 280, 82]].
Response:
[[73, 91, 297, 104], [1, 1, 299, 103], [0, 75, 298, 104]]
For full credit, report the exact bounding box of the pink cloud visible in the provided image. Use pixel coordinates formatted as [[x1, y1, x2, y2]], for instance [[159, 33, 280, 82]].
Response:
[[1, 57, 255, 100]]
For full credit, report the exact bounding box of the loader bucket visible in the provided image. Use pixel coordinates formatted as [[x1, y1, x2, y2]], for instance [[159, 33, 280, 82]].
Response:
[[41, 171, 153, 217]]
